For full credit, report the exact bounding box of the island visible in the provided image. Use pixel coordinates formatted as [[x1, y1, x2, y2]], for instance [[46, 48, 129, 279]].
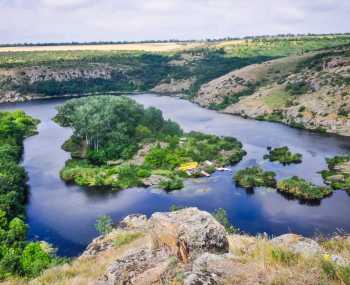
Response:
[[233, 166, 277, 189], [321, 155, 350, 193], [55, 96, 247, 190], [264, 146, 303, 165]]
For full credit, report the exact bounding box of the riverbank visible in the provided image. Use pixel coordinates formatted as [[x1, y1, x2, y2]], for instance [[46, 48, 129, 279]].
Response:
[[1, 94, 350, 260]]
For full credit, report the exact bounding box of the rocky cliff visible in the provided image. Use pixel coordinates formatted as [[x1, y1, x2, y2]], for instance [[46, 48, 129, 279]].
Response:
[[27, 208, 350, 285], [194, 48, 350, 136]]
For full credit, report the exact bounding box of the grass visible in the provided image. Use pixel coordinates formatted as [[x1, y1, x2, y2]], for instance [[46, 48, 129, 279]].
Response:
[[263, 88, 294, 109], [277, 176, 332, 200], [113, 232, 143, 248], [227, 234, 350, 285], [234, 166, 277, 189]]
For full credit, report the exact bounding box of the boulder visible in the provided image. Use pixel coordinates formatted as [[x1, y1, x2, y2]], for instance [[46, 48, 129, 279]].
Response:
[[149, 208, 229, 263], [271, 234, 323, 256], [97, 248, 172, 285], [118, 214, 148, 231]]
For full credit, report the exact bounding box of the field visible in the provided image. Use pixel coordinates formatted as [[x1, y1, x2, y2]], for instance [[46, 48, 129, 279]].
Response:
[[0, 42, 206, 53]]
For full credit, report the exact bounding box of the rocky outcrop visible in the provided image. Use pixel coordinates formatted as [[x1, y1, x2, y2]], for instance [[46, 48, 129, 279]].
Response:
[[194, 49, 350, 137], [151, 78, 195, 94], [271, 234, 324, 256], [149, 208, 229, 263]]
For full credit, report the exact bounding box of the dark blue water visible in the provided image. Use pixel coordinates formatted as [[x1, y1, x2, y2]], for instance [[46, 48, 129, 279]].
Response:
[[1, 94, 350, 257]]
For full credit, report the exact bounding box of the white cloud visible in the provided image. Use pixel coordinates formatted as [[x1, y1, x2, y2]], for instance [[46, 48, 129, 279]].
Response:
[[0, 0, 349, 43]]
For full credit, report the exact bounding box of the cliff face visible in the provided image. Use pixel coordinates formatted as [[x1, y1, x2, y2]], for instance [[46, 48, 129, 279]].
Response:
[[194, 49, 350, 136], [28, 208, 350, 285]]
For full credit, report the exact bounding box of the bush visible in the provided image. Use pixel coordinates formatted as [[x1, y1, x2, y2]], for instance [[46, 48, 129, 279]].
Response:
[[20, 243, 53, 277], [159, 176, 184, 191], [95, 215, 113, 236], [213, 208, 238, 234]]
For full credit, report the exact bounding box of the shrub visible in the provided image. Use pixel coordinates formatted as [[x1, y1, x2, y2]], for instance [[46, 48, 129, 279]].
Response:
[[213, 208, 238, 234], [159, 176, 184, 191], [95, 215, 113, 236], [20, 243, 53, 277]]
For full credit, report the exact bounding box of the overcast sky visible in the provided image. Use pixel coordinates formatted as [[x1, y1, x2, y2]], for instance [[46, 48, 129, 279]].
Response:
[[1, 0, 349, 44]]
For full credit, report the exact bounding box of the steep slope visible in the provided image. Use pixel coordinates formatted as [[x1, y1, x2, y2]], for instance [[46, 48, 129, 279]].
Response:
[[194, 48, 350, 136]]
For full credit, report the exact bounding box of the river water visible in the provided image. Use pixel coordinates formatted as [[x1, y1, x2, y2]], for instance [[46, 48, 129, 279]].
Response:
[[1, 94, 350, 257]]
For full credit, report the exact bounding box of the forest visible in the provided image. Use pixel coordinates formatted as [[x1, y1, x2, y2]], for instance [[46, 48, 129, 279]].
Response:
[[0, 111, 62, 279]]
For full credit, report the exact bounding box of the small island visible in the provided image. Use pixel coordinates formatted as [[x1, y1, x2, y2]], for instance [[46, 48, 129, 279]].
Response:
[[264, 146, 302, 165], [55, 96, 246, 190], [277, 176, 332, 200], [321, 155, 350, 193], [234, 166, 277, 189]]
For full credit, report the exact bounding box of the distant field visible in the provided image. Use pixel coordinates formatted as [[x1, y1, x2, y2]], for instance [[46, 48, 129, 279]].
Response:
[[0, 42, 206, 53]]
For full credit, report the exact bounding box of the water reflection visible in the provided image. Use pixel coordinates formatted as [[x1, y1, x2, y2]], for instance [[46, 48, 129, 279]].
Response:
[[0, 94, 349, 257]]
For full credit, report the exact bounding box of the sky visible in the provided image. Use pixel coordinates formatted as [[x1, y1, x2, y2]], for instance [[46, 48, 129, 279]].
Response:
[[0, 0, 350, 44]]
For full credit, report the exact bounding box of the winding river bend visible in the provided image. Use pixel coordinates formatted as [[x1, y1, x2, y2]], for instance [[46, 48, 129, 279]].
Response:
[[1, 93, 350, 257]]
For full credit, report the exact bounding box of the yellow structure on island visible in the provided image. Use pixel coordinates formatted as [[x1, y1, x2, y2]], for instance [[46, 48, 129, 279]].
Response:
[[178, 162, 199, 171]]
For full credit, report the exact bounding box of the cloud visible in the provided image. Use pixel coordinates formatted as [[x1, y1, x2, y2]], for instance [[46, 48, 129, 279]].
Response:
[[0, 0, 349, 43]]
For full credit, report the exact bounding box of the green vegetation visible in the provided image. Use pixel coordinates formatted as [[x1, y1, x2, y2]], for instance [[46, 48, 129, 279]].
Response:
[[264, 146, 303, 165], [113, 232, 143, 248], [321, 155, 350, 193], [57, 96, 246, 190], [234, 167, 277, 189], [213, 208, 238, 234], [277, 176, 332, 200], [1, 36, 350, 101], [95, 215, 113, 236], [0, 111, 62, 279]]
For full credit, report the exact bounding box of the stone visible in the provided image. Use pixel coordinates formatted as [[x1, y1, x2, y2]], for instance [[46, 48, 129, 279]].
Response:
[[96, 247, 172, 285], [149, 208, 229, 263], [118, 214, 148, 230], [271, 234, 324, 256]]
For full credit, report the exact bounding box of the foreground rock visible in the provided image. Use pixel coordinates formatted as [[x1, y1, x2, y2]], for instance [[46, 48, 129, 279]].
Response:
[[149, 208, 229, 263], [30, 208, 349, 285]]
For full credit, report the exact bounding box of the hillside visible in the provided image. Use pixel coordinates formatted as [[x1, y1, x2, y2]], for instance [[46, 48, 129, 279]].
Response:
[[194, 47, 350, 136], [6, 208, 350, 285], [1, 36, 350, 105]]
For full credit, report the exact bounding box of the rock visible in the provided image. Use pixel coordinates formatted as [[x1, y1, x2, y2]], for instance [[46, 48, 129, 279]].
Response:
[[149, 208, 229, 263], [96, 247, 172, 285], [118, 214, 148, 230], [81, 235, 114, 258], [142, 175, 164, 187], [271, 234, 324, 256]]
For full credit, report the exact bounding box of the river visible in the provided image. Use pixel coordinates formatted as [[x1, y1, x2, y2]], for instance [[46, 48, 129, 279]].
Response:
[[1, 93, 350, 257]]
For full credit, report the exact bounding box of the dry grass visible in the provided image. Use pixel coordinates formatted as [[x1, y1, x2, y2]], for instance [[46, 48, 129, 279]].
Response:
[[0, 231, 149, 285], [0, 42, 205, 53], [227, 234, 350, 285]]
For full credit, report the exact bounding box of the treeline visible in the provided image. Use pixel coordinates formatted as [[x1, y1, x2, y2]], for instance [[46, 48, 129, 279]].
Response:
[[0, 111, 62, 279], [2, 33, 350, 47], [55, 96, 183, 164]]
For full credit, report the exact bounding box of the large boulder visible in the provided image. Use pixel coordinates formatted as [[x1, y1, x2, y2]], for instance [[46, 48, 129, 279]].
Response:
[[271, 234, 323, 256], [149, 208, 229, 263]]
